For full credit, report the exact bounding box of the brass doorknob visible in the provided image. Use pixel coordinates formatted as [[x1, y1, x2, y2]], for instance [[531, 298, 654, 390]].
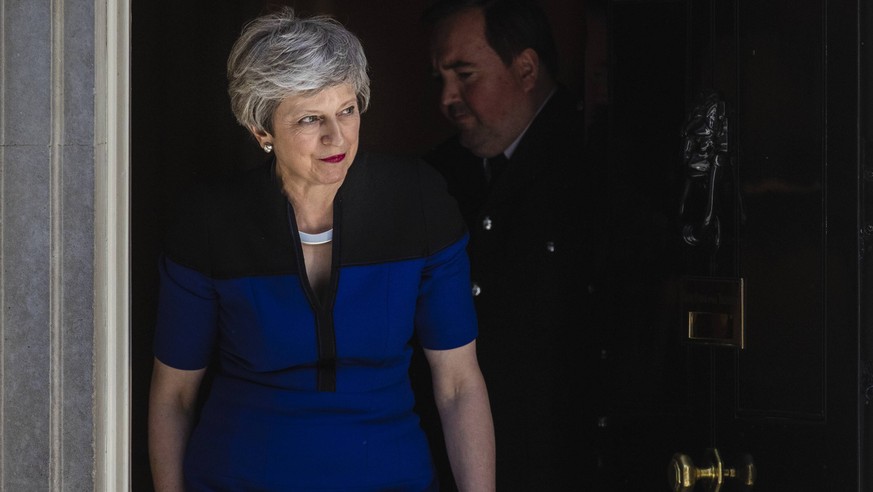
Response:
[[668, 448, 756, 492]]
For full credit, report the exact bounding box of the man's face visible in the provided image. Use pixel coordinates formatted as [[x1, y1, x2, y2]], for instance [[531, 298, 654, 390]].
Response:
[[430, 8, 533, 158]]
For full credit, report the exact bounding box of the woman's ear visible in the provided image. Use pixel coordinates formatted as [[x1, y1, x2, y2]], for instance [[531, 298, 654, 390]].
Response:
[[250, 126, 273, 148], [512, 48, 540, 93]]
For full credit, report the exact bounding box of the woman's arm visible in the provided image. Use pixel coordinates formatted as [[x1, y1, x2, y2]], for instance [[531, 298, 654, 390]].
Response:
[[424, 340, 495, 492], [148, 358, 207, 492]]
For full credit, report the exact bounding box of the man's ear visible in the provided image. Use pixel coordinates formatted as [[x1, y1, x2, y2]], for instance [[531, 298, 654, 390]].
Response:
[[513, 48, 540, 92]]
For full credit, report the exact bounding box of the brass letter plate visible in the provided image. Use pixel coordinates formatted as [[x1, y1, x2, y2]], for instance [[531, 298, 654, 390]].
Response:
[[679, 277, 745, 349]]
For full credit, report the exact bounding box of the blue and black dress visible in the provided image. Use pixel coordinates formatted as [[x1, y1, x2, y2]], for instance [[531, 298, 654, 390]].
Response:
[[154, 153, 477, 491]]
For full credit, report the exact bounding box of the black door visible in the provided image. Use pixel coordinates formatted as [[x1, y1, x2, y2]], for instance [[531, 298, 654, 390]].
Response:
[[594, 0, 868, 490]]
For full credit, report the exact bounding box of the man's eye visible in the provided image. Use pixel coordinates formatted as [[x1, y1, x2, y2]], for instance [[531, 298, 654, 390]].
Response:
[[457, 72, 473, 81]]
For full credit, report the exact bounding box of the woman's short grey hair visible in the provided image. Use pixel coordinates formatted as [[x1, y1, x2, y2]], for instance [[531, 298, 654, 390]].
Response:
[[227, 8, 370, 134]]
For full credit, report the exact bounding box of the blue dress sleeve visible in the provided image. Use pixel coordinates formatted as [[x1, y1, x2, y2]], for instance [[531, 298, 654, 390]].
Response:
[[153, 255, 219, 370], [415, 234, 478, 350]]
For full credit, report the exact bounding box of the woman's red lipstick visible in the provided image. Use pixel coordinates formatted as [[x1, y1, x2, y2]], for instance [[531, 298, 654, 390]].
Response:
[[320, 153, 346, 163]]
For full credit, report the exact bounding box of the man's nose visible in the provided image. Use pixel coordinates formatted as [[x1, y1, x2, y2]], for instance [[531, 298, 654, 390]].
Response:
[[440, 78, 461, 109]]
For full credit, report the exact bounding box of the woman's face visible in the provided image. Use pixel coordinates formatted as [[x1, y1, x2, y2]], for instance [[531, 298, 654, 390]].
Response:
[[257, 83, 360, 191]]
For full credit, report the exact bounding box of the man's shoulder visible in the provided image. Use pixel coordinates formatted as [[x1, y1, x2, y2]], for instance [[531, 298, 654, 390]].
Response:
[[511, 89, 587, 173], [526, 88, 585, 144]]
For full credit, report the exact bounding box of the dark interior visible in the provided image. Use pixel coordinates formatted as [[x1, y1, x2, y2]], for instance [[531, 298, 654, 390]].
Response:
[[131, 0, 871, 490]]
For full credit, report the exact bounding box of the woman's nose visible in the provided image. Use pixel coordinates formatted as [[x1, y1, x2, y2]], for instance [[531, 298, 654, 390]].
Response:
[[321, 119, 345, 146]]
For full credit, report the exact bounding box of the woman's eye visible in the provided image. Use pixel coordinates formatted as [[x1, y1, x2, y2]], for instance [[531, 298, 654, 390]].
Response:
[[340, 106, 356, 116], [298, 115, 319, 125]]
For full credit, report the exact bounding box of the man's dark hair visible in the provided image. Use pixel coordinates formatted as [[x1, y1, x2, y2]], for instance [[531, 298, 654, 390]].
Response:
[[423, 0, 559, 78]]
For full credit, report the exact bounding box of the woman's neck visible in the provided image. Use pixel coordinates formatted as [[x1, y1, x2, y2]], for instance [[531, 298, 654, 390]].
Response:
[[278, 172, 338, 233]]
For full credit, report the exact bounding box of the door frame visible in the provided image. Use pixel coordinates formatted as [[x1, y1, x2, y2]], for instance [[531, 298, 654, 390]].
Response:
[[94, 0, 131, 490]]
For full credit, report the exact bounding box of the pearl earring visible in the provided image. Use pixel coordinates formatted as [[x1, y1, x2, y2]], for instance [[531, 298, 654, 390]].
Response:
[[263, 143, 273, 153]]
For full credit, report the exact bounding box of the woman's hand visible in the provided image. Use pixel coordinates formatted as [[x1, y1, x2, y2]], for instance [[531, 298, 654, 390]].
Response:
[[148, 358, 207, 492], [425, 340, 496, 491]]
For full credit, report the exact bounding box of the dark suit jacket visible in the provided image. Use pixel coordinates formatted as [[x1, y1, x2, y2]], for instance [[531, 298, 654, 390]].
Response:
[[419, 88, 608, 490]]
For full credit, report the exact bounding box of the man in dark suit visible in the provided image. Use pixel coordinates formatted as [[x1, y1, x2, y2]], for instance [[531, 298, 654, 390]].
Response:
[[417, 1, 605, 489]]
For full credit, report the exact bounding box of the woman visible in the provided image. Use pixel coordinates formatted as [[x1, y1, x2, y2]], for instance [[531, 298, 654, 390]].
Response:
[[148, 8, 495, 491]]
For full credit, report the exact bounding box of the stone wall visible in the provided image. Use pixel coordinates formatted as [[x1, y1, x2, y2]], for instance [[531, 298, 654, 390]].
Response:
[[1, 0, 99, 489]]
